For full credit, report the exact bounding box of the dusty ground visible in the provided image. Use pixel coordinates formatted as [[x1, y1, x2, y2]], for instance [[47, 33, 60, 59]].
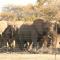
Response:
[[0, 53, 59, 60]]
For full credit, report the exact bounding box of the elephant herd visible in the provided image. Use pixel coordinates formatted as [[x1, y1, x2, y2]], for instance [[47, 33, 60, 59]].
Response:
[[0, 19, 60, 53]]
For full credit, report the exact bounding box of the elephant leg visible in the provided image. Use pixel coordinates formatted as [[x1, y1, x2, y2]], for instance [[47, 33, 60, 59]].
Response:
[[10, 39, 16, 52], [8, 40, 11, 48], [19, 39, 25, 50], [32, 31, 37, 50], [11, 40, 15, 48], [38, 38, 44, 48], [27, 41, 32, 51], [7, 39, 13, 51], [2, 37, 7, 48]]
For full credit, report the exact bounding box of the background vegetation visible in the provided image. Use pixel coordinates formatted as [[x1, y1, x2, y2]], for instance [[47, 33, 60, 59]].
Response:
[[0, 0, 60, 22]]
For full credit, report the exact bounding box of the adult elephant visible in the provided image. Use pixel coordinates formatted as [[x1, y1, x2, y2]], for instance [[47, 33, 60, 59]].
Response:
[[17, 19, 49, 51], [2, 25, 16, 51], [17, 19, 56, 52]]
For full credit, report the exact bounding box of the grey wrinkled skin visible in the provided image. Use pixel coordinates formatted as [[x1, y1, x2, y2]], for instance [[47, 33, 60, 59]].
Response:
[[17, 19, 52, 51]]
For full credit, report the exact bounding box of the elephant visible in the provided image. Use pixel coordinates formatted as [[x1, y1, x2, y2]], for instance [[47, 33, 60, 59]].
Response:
[[16, 19, 49, 51], [2, 25, 16, 51], [16, 19, 56, 52]]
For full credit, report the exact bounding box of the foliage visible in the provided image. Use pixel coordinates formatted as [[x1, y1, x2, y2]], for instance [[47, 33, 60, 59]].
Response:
[[0, 0, 59, 22], [37, 0, 48, 6]]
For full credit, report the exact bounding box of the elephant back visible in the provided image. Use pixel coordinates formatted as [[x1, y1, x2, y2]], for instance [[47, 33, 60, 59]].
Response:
[[33, 19, 49, 35]]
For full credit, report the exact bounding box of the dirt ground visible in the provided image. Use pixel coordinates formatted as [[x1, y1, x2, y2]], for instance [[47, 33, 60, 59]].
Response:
[[0, 53, 60, 60]]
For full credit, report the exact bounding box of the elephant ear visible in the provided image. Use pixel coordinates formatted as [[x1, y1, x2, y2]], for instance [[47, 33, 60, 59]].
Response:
[[33, 19, 45, 35]]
